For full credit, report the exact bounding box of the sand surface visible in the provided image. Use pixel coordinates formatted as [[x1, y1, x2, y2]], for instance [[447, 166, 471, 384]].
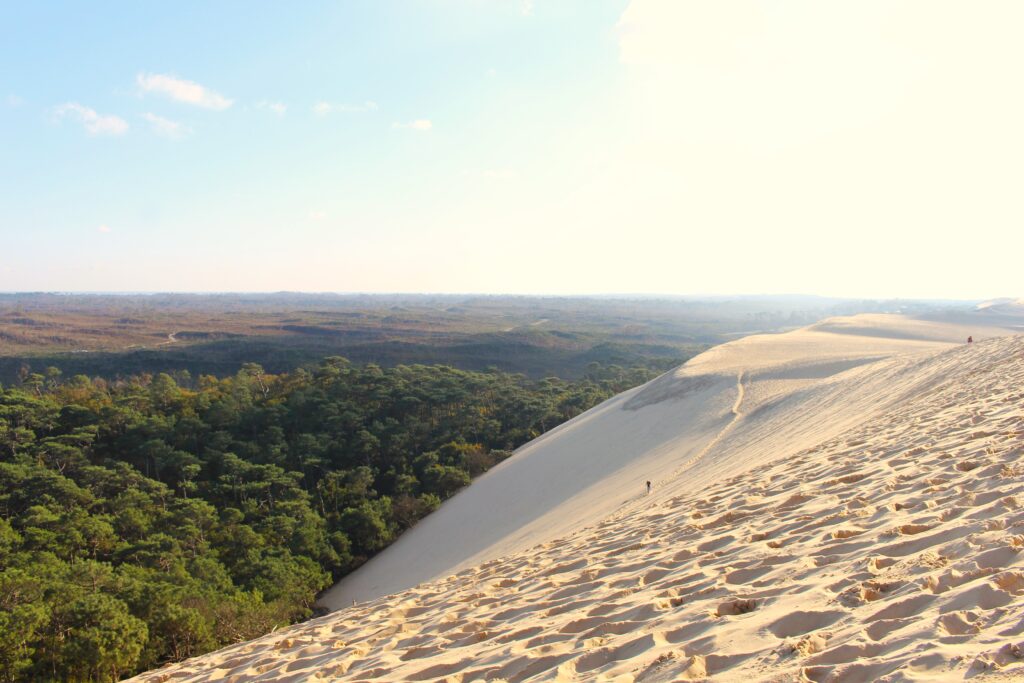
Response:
[[130, 310, 1024, 682]]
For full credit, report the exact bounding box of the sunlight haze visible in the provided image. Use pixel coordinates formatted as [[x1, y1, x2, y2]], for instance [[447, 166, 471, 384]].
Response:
[[2, 1, 1021, 299]]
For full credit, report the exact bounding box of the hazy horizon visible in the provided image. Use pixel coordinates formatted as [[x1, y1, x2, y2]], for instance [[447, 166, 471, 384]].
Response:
[[0, 290, 999, 304]]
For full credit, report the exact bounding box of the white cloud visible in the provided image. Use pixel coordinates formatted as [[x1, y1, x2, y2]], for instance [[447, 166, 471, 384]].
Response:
[[313, 100, 378, 116], [97, 225, 112, 234], [5, 94, 23, 108], [522, 0, 534, 16], [53, 103, 129, 136], [142, 112, 191, 138], [309, 210, 327, 221], [392, 119, 432, 131], [136, 72, 233, 110], [257, 100, 287, 116], [486, 68, 498, 78]]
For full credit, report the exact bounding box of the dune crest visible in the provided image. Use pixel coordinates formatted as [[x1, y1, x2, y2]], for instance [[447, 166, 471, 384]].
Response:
[[130, 314, 1024, 682]]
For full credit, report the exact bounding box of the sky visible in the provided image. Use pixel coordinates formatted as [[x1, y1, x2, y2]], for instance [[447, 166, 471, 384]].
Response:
[[1, 0, 1022, 299]]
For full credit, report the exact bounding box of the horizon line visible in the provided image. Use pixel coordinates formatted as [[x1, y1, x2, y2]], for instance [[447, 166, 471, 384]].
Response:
[[0, 290, 995, 303]]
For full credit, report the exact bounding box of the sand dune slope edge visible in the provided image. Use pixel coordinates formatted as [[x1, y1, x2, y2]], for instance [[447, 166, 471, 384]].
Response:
[[131, 329, 1024, 682]]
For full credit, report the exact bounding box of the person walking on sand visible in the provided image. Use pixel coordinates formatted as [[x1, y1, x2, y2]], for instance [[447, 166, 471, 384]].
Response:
[[968, 336, 973, 344], [646, 480, 652, 495]]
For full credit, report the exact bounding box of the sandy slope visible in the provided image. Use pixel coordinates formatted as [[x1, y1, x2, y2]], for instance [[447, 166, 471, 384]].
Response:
[[320, 313, 1012, 609], [130, 311, 1024, 682]]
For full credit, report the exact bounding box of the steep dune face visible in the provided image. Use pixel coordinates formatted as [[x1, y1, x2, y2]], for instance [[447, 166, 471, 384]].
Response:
[[131, 313, 1024, 682], [320, 313, 1007, 610]]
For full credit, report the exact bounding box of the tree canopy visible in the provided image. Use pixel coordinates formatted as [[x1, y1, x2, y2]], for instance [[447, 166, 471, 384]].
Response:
[[0, 358, 657, 681]]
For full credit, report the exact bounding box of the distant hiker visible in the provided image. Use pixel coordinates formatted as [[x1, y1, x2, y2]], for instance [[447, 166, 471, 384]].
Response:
[[968, 336, 973, 344], [646, 480, 652, 495]]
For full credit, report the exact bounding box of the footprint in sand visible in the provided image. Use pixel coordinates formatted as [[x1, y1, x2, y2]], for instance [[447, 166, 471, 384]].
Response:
[[841, 579, 903, 606], [969, 642, 1024, 673], [942, 582, 1014, 612], [936, 610, 981, 636], [866, 594, 936, 622], [725, 565, 775, 585], [830, 528, 865, 540], [786, 632, 830, 657], [864, 617, 915, 641], [769, 610, 846, 639], [715, 598, 757, 617]]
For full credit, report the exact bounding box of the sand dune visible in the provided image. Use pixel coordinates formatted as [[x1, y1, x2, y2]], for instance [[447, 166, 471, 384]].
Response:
[[130, 310, 1024, 682], [321, 313, 1010, 609]]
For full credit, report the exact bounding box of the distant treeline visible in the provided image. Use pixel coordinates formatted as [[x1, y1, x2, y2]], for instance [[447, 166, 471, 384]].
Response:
[[0, 359, 658, 681], [0, 336, 687, 386]]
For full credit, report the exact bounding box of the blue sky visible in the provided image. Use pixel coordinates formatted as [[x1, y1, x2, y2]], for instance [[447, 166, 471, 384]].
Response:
[[2, 1, 1023, 298], [1, 1, 628, 291]]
